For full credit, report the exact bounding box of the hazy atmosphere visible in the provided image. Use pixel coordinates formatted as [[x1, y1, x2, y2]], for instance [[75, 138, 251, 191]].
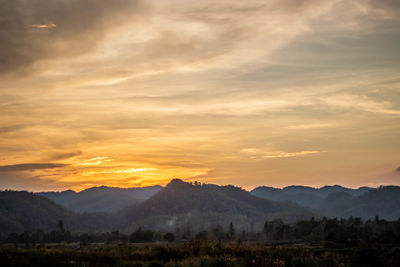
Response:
[[1, 0, 400, 191]]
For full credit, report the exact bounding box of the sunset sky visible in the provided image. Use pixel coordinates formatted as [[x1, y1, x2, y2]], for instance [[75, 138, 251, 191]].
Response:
[[1, 0, 399, 191]]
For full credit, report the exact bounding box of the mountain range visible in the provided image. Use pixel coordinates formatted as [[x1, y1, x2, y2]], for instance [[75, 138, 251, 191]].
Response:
[[120, 179, 316, 232], [250, 185, 400, 220], [250, 185, 373, 210], [1, 180, 400, 234], [38, 185, 162, 213]]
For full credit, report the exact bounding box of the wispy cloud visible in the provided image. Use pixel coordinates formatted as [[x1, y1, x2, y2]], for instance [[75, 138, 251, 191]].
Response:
[[321, 93, 400, 115], [86, 168, 158, 175], [286, 123, 334, 130], [0, 163, 67, 172], [29, 23, 56, 29], [263, 150, 326, 159], [0, 124, 27, 133], [78, 157, 114, 166], [50, 151, 82, 161], [242, 148, 326, 159]]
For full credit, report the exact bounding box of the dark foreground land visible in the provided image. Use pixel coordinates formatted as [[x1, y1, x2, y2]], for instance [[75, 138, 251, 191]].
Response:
[[1, 241, 400, 267], [2, 217, 400, 266]]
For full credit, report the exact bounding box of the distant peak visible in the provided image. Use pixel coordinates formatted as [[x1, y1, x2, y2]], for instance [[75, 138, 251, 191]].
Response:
[[80, 186, 107, 192], [167, 179, 188, 186], [357, 186, 373, 190], [165, 179, 197, 191], [63, 189, 76, 194], [283, 185, 316, 190], [326, 191, 352, 198], [320, 185, 345, 189]]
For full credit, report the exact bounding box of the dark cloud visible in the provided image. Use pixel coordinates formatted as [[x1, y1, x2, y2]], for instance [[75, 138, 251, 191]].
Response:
[[0, 124, 27, 133], [0, 163, 67, 172], [371, 0, 400, 16], [49, 151, 82, 161], [0, 0, 138, 75]]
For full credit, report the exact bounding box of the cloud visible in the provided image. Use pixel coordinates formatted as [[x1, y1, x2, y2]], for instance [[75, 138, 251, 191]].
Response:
[[0, 163, 67, 172], [320, 93, 400, 115], [263, 150, 326, 158], [0, 172, 76, 191], [0, 0, 399, 191], [286, 123, 334, 130], [242, 148, 326, 159], [78, 157, 114, 166], [0, 0, 341, 81], [86, 168, 158, 175], [29, 23, 56, 29], [0, 0, 138, 75], [0, 124, 27, 133], [369, 0, 400, 18], [49, 151, 82, 161], [80, 0, 340, 84]]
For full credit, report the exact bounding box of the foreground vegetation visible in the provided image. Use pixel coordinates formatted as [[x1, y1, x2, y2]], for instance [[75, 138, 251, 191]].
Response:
[[2, 216, 400, 246], [1, 241, 400, 267], [1, 217, 400, 266]]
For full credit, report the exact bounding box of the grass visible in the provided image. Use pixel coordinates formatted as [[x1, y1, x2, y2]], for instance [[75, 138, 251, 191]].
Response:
[[0, 241, 399, 266]]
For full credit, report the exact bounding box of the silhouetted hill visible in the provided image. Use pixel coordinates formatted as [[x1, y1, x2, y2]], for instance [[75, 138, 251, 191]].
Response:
[[326, 186, 400, 220], [252, 185, 400, 220], [2, 182, 400, 234], [251, 185, 373, 209], [318, 191, 355, 218], [0, 191, 72, 233], [38, 185, 162, 213], [281, 186, 318, 195], [318, 185, 371, 197], [121, 179, 317, 232], [0, 190, 116, 233], [251, 187, 322, 209]]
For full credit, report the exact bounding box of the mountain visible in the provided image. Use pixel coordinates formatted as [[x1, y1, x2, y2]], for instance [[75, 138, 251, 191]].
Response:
[[252, 185, 400, 220], [251, 185, 373, 209], [252, 184, 373, 198], [251, 186, 323, 209], [38, 185, 162, 213], [318, 185, 372, 198], [325, 186, 400, 220], [121, 179, 317, 232], [0, 190, 117, 234], [0, 190, 72, 233], [2, 182, 400, 234], [318, 191, 355, 218]]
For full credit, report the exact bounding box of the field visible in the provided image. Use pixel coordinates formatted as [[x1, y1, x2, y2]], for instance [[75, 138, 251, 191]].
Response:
[[1, 241, 400, 267]]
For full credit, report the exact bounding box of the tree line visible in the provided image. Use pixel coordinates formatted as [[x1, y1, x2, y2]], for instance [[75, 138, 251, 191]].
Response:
[[1, 216, 400, 248]]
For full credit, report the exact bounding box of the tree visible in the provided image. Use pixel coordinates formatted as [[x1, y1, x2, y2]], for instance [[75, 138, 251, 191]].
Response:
[[270, 219, 284, 240], [229, 222, 235, 238], [58, 220, 65, 233], [210, 224, 224, 240], [195, 230, 208, 240], [264, 221, 269, 239], [164, 232, 175, 242], [129, 227, 154, 243]]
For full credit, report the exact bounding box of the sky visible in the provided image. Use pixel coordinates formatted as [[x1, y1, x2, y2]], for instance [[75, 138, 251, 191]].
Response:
[[0, 0, 399, 192]]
